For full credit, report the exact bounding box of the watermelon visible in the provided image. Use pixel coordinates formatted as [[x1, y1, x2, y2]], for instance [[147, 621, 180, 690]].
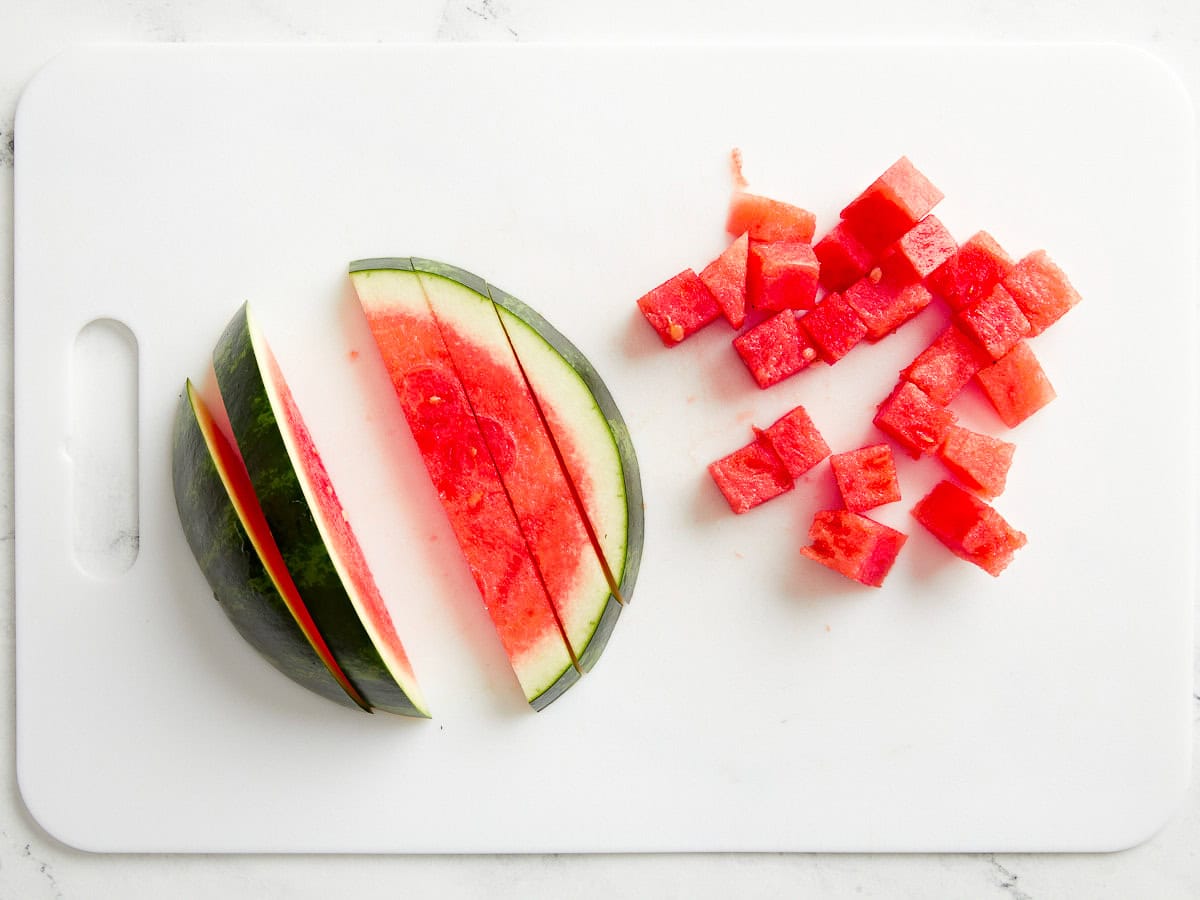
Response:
[[636, 269, 720, 346], [172, 381, 368, 712], [830, 444, 901, 512], [212, 305, 428, 717], [881, 214, 957, 284], [746, 240, 820, 312], [1002, 250, 1082, 335], [902, 324, 992, 406], [800, 509, 907, 587], [727, 191, 817, 242], [708, 435, 794, 514], [936, 425, 1015, 499], [911, 480, 1027, 576], [800, 292, 868, 363], [699, 233, 749, 329], [840, 157, 944, 253], [873, 381, 957, 459], [403, 260, 633, 676], [732, 309, 817, 389], [975, 341, 1057, 427], [758, 405, 830, 479], [814, 222, 874, 292], [955, 284, 1031, 360], [927, 231, 1014, 311], [351, 264, 582, 706], [842, 271, 933, 342]]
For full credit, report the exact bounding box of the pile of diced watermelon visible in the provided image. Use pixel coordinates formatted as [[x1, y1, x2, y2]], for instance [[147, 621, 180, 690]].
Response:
[[636, 155, 1082, 586]]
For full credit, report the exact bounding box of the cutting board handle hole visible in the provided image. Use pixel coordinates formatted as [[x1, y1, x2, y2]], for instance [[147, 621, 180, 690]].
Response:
[[70, 318, 139, 577]]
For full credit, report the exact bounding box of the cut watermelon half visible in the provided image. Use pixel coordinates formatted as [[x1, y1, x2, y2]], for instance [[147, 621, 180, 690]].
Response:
[[213, 305, 428, 717], [172, 381, 367, 712]]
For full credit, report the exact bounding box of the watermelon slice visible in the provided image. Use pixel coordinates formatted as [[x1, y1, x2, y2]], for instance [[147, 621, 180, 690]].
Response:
[[1002, 250, 1082, 335], [700, 233, 749, 329], [975, 341, 1057, 427], [747, 240, 820, 312], [350, 264, 581, 707], [727, 191, 817, 242], [733, 310, 817, 389], [172, 381, 368, 712], [636, 269, 721, 346], [927, 231, 1014, 311], [936, 425, 1015, 499], [814, 222, 874, 292], [912, 480, 1027, 576], [213, 305, 428, 717], [800, 292, 868, 363], [840, 157, 944, 253], [800, 509, 907, 587], [881, 214, 957, 284], [758, 405, 830, 479], [708, 435, 794, 514], [842, 271, 933, 342], [902, 324, 992, 406], [955, 284, 1031, 360], [873, 381, 957, 459], [829, 444, 901, 512]]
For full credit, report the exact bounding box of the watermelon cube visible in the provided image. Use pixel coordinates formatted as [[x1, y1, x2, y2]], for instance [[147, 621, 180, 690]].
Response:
[[874, 381, 956, 458], [800, 293, 868, 363], [733, 310, 818, 389], [840, 157, 944, 253], [747, 240, 820, 312], [728, 192, 817, 243], [800, 509, 908, 587], [936, 425, 1016, 499], [902, 324, 992, 406], [830, 443, 901, 512], [975, 341, 1057, 427], [1002, 249, 1082, 335], [955, 284, 1032, 360], [911, 480, 1027, 576], [926, 231, 1014, 311], [842, 272, 934, 342], [636, 269, 721, 346], [699, 233, 750, 329], [759, 404, 831, 479], [814, 221, 875, 292], [708, 435, 793, 514], [881, 215, 957, 284]]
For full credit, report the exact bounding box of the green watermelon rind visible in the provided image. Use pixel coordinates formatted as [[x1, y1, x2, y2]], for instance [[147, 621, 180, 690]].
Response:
[[171, 381, 363, 711], [213, 304, 429, 718]]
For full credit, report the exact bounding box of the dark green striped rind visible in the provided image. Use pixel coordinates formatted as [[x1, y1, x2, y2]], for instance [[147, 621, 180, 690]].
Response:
[[213, 304, 428, 718], [171, 382, 360, 710], [530, 659, 583, 712]]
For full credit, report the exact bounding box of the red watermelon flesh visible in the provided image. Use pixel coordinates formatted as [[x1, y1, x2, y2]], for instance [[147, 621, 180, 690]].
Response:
[[881, 214, 957, 284], [937, 425, 1015, 499], [874, 381, 957, 459], [733, 310, 818, 389], [975, 341, 1057, 427], [955, 283, 1031, 360], [699, 233, 749, 329], [727, 191, 817, 243], [747, 240, 820, 312], [842, 271, 933, 342], [912, 480, 1026, 576], [759, 404, 830, 479], [927, 231, 1014, 311], [636, 269, 721, 346], [800, 509, 907, 587], [352, 270, 578, 703], [840, 157, 944, 253], [1002, 249, 1082, 335], [902, 324, 992, 407], [800, 292, 868, 363], [814, 221, 875, 292], [708, 435, 794, 514], [418, 271, 614, 665], [830, 443, 901, 512]]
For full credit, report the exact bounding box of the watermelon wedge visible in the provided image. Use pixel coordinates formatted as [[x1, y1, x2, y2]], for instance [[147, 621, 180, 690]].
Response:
[[172, 381, 368, 712], [213, 305, 428, 717], [408, 259, 624, 672]]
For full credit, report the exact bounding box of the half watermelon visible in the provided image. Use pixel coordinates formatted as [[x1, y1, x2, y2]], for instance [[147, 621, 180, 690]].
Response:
[[213, 305, 428, 717]]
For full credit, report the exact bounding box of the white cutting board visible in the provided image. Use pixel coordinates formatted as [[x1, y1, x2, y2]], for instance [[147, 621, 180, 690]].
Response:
[[14, 43, 1196, 853]]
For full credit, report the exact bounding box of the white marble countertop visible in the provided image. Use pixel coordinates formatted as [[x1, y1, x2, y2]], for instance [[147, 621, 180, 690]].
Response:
[[2, 1, 1198, 897]]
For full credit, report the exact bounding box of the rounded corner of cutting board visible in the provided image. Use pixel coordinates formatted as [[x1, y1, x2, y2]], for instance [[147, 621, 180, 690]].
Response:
[[16, 755, 110, 855]]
